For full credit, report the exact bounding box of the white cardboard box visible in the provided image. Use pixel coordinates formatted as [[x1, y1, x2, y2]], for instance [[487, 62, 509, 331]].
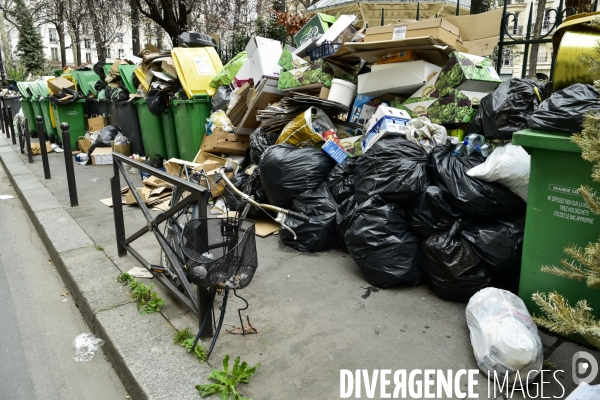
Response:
[[250, 48, 282, 84], [245, 36, 283, 57], [357, 61, 441, 97]]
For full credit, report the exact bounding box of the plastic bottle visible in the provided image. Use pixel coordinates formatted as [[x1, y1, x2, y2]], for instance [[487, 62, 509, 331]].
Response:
[[478, 143, 496, 157], [464, 134, 485, 155], [452, 142, 467, 157]]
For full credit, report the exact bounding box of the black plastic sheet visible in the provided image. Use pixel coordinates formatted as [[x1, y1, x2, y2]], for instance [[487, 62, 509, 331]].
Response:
[[408, 185, 462, 240], [430, 145, 526, 220], [336, 195, 357, 252], [420, 221, 491, 302], [467, 78, 549, 140], [354, 134, 429, 206], [327, 159, 355, 204], [344, 196, 422, 288], [87, 125, 122, 157], [211, 86, 232, 112], [280, 183, 339, 252], [528, 83, 600, 134], [259, 145, 336, 209], [249, 128, 280, 165], [147, 89, 168, 116], [460, 220, 524, 276]]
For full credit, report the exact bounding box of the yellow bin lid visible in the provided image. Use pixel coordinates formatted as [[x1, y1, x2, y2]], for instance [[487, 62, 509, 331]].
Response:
[[171, 47, 223, 98]]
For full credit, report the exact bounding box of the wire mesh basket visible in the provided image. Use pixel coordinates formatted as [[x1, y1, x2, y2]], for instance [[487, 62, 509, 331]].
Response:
[[306, 41, 342, 61], [182, 218, 257, 290]]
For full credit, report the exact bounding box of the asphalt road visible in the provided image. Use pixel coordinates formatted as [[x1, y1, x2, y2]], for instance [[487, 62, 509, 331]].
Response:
[[0, 168, 127, 400]]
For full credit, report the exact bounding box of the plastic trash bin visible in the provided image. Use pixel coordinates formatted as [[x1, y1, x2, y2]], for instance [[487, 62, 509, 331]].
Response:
[[70, 70, 100, 97], [161, 108, 180, 160], [119, 64, 138, 94], [85, 98, 108, 121], [51, 99, 86, 149], [30, 81, 57, 139], [105, 100, 144, 155], [170, 96, 210, 161], [512, 129, 600, 336], [134, 99, 168, 160], [171, 47, 223, 98], [3, 95, 22, 116], [17, 82, 37, 134]]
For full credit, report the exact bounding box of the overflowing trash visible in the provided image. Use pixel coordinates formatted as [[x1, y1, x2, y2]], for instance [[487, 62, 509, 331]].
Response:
[[73, 332, 105, 362]]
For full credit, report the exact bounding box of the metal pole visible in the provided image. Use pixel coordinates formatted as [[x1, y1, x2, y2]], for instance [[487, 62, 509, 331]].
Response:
[[24, 120, 33, 164], [111, 161, 127, 257], [381, 8, 384, 25], [5, 105, 10, 139], [0, 43, 5, 87], [8, 106, 15, 145], [60, 123, 78, 207], [416, 2, 420, 21], [594, 0, 598, 12], [17, 122, 24, 154], [36, 116, 51, 179], [0, 98, 6, 135], [521, 3, 534, 78], [497, 0, 509, 74], [456, 0, 460, 15], [197, 190, 213, 339]]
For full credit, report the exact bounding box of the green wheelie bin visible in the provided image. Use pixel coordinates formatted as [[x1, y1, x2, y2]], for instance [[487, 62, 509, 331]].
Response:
[[70, 70, 100, 97], [161, 108, 180, 160], [17, 82, 37, 135], [512, 129, 600, 343], [51, 99, 86, 149], [30, 81, 58, 140], [134, 99, 168, 161], [170, 96, 211, 161]]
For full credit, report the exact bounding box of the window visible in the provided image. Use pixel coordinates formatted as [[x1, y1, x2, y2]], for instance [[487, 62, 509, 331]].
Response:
[[51, 48, 59, 61], [37, 26, 43, 37], [106, 48, 111, 59], [86, 52, 92, 63], [117, 33, 124, 42], [502, 57, 513, 66], [84, 39, 91, 49], [542, 10, 551, 33], [118, 48, 125, 59], [49, 28, 58, 43]]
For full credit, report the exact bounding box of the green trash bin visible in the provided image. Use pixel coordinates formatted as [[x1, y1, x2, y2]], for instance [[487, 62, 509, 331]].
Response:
[[161, 108, 180, 160], [70, 70, 100, 97], [30, 81, 57, 139], [51, 99, 86, 149], [513, 129, 600, 338], [134, 99, 168, 160], [170, 96, 210, 161], [17, 82, 37, 134]]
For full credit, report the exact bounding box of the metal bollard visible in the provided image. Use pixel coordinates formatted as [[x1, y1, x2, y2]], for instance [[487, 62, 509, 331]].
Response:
[[24, 120, 33, 164], [0, 98, 6, 136], [36, 116, 51, 179], [5, 105, 11, 139], [6, 107, 17, 144], [17, 122, 24, 154], [60, 123, 78, 207]]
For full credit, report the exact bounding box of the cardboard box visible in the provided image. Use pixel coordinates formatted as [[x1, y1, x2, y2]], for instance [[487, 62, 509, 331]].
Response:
[[434, 52, 502, 97], [193, 151, 240, 197], [278, 47, 310, 72], [236, 78, 285, 134], [161, 57, 178, 79], [377, 50, 417, 64], [277, 59, 357, 91], [365, 25, 397, 43], [245, 36, 282, 57], [294, 13, 336, 47], [404, 71, 441, 103], [443, 8, 502, 56], [77, 138, 92, 154], [321, 139, 348, 164], [111, 141, 131, 156], [403, 89, 488, 124], [316, 14, 356, 46], [250, 48, 282, 84], [357, 60, 441, 97], [362, 106, 411, 152], [233, 59, 252, 87], [201, 128, 249, 155], [90, 147, 114, 165], [366, 19, 461, 46], [48, 77, 75, 94]]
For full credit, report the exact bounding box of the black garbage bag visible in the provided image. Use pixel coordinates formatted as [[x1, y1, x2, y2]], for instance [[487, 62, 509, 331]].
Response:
[[344, 196, 422, 288], [211, 86, 232, 112], [147, 89, 168, 116], [460, 220, 524, 276], [105, 86, 129, 103], [527, 83, 600, 134], [280, 183, 339, 252], [420, 221, 492, 302], [467, 78, 548, 140], [336, 195, 357, 252], [87, 125, 122, 157], [259, 145, 336, 209], [353, 134, 429, 206], [223, 172, 249, 211], [249, 128, 279, 165], [430, 145, 526, 220], [94, 80, 106, 93], [327, 159, 355, 204], [93, 62, 108, 81], [408, 185, 462, 240], [48, 89, 81, 105]]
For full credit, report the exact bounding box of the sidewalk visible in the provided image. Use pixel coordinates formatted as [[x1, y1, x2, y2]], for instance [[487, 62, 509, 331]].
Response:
[[0, 132, 598, 400]]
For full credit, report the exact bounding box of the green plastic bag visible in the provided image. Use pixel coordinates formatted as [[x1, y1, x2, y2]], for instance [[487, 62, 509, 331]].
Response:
[[209, 51, 248, 88]]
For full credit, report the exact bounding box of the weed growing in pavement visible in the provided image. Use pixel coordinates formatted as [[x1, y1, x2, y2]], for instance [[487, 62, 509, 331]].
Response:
[[196, 354, 260, 400], [173, 326, 207, 362], [116, 272, 165, 314]]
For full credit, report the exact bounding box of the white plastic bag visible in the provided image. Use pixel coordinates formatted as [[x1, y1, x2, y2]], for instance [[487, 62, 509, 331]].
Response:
[[405, 117, 447, 153], [73, 332, 105, 362], [466, 143, 530, 202], [466, 287, 543, 385], [210, 110, 234, 132]]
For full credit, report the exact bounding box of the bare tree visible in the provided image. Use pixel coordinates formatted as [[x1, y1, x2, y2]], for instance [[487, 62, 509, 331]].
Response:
[[84, 0, 126, 62], [133, 0, 194, 45], [65, 0, 88, 66], [527, 0, 547, 78], [130, 0, 140, 55], [30, 0, 68, 67]]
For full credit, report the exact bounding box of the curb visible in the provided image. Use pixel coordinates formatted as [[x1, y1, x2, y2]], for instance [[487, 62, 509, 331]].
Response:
[[0, 136, 211, 399]]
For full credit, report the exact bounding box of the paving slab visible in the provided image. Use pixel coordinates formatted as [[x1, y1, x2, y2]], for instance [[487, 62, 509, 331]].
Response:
[[10, 172, 45, 191], [35, 207, 95, 253]]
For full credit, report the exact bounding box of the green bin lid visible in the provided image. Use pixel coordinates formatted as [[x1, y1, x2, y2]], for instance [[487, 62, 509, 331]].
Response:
[[70, 70, 100, 96], [512, 129, 581, 153], [16, 82, 34, 99], [119, 64, 138, 94]]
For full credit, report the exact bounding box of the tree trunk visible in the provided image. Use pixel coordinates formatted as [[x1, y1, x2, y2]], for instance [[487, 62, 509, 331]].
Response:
[[74, 29, 81, 66], [0, 11, 12, 66], [470, 0, 491, 15], [528, 0, 547, 78], [130, 0, 140, 55], [86, 0, 106, 62]]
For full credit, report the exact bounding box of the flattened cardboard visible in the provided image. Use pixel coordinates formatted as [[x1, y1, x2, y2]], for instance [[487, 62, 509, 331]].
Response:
[[161, 57, 178, 79], [48, 77, 75, 94], [201, 128, 250, 155], [443, 8, 502, 56]]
